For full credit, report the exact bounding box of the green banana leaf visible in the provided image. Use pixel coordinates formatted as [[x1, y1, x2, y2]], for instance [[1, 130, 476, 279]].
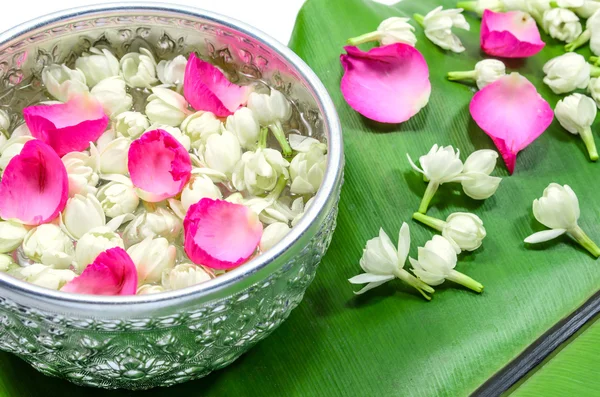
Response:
[[1, 1, 600, 396]]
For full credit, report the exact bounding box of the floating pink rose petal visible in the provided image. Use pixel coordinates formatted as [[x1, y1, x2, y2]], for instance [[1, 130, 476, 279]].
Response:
[[183, 53, 250, 117], [0, 140, 68, 225], [184, 198, 263, 270], [470, 73, 554, 174], [61, 247, 137, 295], [128, 129, 192, 202], [340, 44, 431, 123], [481, 10, 545, 58], [23, 94, 109, 157]]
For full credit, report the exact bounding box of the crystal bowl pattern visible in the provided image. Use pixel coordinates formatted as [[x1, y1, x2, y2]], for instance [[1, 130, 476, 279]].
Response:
[[0, 3, 343, 390]]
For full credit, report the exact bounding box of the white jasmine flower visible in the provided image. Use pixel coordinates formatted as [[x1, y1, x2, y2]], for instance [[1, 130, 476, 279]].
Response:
[[564, 10, 600, 52], [0, 136, 34, 170], [573, 1, 600, 18], [9, 264, 76, 290], [74, 227, 124, 272], [525, 0, 552, 25], [226, 107, 261, 150], [543, 8, 582, 43], [590, 14, 600, 56], [181, 111, 223, 150], [147, 124, 191, 151], [0, 109, 9, 133], [75, 47, 120, 88], [115, 111, 150, 139], [22, 224, 75, 269], [247, 89, 293, 156], [190, 165, 228, 183], [289, 144, 326, 195], [543, 53, 591, 94], [156, 55, 187, 86], [95, 128, 115, 150], [41, 64, 89, 102], [288, 133, 328, 153], [123, 206, 182, 246], [11, 124, 30, 138], [204, 130, 242, 174], [407, 144, 464, 213], [588, 77, 600, 107], [97, 178, 140, 218], [162, 263, 213, 290], [0, 254, 14, 271], [127, 236, 176, 285], [95, 136, 130, 175], [181, 174, 222, 211], [260, 222, 291, 252], [415, 6, 470, 53], [555, 93, 598, 161], [62, 151, 99, 197], [232, 148, 290, 195], [412, 212, 486, 252], [291, 197, 314, 227], [259, 196, 305, 225], [137, 284, 166, 295], [409, 235, 484, 292], [460, 149, 502, 200], [166, 198, 186, 219], [525, 183, 600, 257], [60, 193, 106, 240], [120, 48, 158, 88], [0, 220, 28, 253], [348, 223, 435, 298], [90, 76, 133, 118], [145, 87, 190, 126], [347, 17, 417, 46], [447, 59, 506, 89]]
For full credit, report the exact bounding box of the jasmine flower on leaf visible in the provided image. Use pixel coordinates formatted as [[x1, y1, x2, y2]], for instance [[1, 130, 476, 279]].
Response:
[[447, 59, 506, 89], [525, 183, 600, 257], [554, 93, 598, 161], [460, 149, 502, 200], [407, 144, 464, 214], [409, 235, 484, 293], [412, 212, 487, 252], [542, 8, 582, 44], [349, 223, 435, 299], [347, 17, 417, 46], [414, 6, 470, 53]]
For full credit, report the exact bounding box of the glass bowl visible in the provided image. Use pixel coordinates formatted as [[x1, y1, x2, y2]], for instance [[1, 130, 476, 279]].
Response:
[[0, 3, 343, 390]]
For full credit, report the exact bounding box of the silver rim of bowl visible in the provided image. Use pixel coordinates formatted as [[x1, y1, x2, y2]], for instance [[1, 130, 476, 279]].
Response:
[[0, 2, 343, 308]]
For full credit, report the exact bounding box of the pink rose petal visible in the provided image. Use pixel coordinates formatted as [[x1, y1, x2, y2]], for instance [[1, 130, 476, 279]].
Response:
[[183, 53, 250, 117], [128, 129, 192, 202], [0, 140, 68, 225], [481, 10, 545, 58], [23, 94, 109, 157], [61, 247, 137, 295], [340, 44, 431, 123], [469, 73, 554, 174], [184, 198, 263, 270]]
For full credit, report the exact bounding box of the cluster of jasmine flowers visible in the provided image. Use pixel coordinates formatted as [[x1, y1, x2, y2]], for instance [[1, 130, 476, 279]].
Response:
[[452, 0, 600, 162], [349, 145, 499, 299], [343, 2, 600, 303], [348, 8, 471, 53], [0, 47, 327, 295]]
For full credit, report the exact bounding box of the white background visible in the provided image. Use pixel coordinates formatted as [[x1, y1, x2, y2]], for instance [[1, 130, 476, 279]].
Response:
[[0, 1, 306, 45], [0, 0, 398, 45]]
